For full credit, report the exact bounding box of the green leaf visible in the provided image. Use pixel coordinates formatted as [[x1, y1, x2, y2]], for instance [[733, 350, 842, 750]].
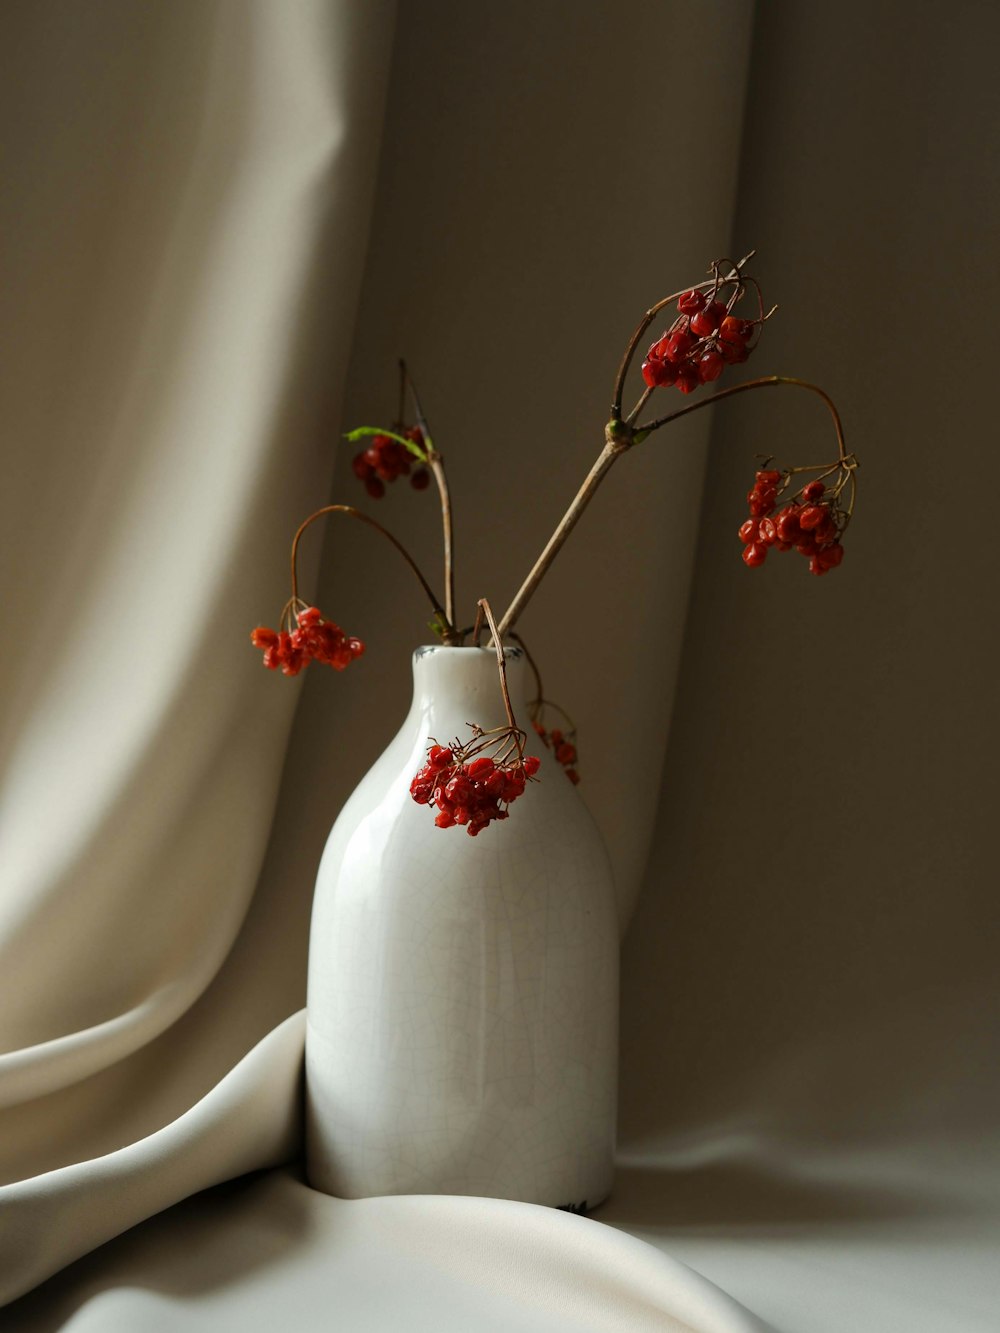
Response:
[[343, 425, 428, 462]]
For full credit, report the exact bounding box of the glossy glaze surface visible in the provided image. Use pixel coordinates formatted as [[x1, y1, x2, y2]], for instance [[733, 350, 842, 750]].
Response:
[[305, 646, 619, 1206]]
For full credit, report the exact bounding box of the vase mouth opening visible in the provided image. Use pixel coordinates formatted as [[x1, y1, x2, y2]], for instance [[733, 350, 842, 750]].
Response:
[[414, 644, 524, 660]]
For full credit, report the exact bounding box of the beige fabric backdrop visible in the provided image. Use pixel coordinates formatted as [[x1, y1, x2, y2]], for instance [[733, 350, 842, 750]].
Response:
[[3, 2, 998, 1330], [0, 0, 396, 1177]]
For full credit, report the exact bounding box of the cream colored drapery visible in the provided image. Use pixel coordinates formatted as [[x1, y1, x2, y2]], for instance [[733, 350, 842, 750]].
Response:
[[2, 2, 998, 1330]]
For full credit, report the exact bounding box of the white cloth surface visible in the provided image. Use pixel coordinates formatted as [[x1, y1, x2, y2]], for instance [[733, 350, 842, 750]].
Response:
[[3, 1, 999, 1330], [1, 1013, 764, 1332]]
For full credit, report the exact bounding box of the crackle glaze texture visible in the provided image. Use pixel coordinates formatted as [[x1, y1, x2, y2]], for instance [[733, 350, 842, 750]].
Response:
[[305, 646, 619, 1207]]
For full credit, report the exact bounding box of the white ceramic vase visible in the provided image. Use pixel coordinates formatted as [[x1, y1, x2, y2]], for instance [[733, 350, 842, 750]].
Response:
[[305, 645, 619, 1209]]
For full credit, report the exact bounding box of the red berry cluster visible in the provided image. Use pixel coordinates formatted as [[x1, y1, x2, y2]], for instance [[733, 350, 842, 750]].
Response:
[[410, 743, 541, 836], [352, 427, 430, 499], [739, 472, 845, 576], [250, 606, 364, 675], [532, 721, 580, 784], [642, 288, 759, 396]]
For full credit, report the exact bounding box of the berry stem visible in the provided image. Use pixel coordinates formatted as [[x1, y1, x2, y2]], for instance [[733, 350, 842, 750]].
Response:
[[477, 597, 517, 733], [508, 630, 543, 703], [289, 503, 452, 634], [495, 434, 629, 640], [609, 252, 754, 421], [633, 374, 849, 461], [401, 360, 456, 632]]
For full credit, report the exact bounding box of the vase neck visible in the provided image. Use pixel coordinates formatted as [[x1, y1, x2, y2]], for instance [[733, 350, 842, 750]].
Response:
[[410, 646, 530, 739]]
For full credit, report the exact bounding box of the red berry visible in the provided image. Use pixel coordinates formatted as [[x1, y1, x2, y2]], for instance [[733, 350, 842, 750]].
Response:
[[738, 518, 758, 544], [677, 289, 706, 315], [467, 756, 495, 779], [720, 337, 749, 365], [802, 480, 825, 502], [352, 453, 374, 481], [444, 775, 472, 804], [434, 811, 455, 828], [758, 516, 778, 546], [365, 477, 385, 499], [428, 745, 453, 769], [697, 350, 724, 383], [776, 507, 802, 542], [675, 364, 699, 394], [814, 513, 837, 545], [251, 626, 278, 649], [742, 542, 768, 568], [748, 494, 773, 518], [799, 505, 825, 531], [665, 329, 695, 363], [718, 315, 744, 343], [690, 300, 727, 337], [756, 469, 782, 485], [642, 357, 678, 388], [523, 755, 541, 777], [410, 468, 430, 490]]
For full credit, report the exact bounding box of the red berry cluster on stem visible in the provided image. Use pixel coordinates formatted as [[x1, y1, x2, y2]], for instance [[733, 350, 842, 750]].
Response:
[[739, 470, 847, 576], [410, 738, 540, 836], [251, 605, 364, 675], [532, 720, 580, 784], [641, 272, 766, 396], [352, 427, 429, 499]]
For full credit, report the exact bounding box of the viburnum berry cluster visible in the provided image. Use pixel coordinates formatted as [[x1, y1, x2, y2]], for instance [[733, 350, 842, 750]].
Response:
[[640, 260, 770, 396], [250, 603, 364, 676], [532, 721, 579, 784], [739, 458, 855, 575], [351, 426, 430, 499], [409, 737, 541, 837]]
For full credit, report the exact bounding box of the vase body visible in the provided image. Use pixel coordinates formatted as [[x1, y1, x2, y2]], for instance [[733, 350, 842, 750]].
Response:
[[305, 646, 618, 1209]]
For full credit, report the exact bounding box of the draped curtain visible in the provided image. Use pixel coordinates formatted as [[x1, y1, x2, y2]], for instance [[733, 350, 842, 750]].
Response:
[[2, 2, 997, 1330]]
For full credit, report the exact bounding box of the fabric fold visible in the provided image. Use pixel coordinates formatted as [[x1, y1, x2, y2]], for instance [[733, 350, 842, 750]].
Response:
[[0, 1010, 306, 1307]]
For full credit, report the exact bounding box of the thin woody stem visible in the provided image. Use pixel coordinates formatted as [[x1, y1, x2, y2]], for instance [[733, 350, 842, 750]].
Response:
[[428, 454, 455, 628], [495, 436, 628, 640], [610, 251, 754, 420], [508, 631, 543, 702], [471, 600, 485, 647], [477, 598, 516, 731], [635, 375, 848, 460], [402, 361, 456, 630], [290, 504, 447, 624]]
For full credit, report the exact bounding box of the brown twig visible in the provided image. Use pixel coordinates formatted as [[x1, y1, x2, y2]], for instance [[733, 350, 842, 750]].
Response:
[[401, 361, 456, 631], [477, 598, 515, 730], [633, 374, 848, 460], [494, 434, 629, 640], [290, 503, 448, 626]]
